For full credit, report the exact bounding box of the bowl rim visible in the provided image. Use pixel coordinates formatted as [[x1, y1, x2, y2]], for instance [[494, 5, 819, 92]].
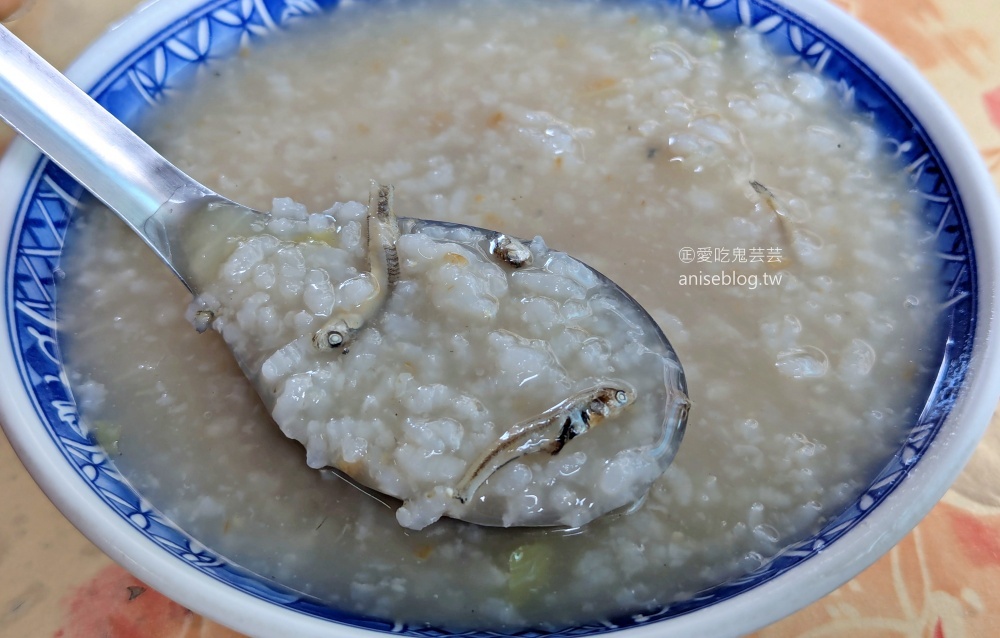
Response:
[[2, 0, 1000, 636]]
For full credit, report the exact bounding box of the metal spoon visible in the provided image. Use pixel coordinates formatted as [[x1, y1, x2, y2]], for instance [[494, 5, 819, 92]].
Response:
[[0, 25, 687, 528]]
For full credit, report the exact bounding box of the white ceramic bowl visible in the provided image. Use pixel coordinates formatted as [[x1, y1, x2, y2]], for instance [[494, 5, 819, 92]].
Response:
[[2, 0, 999, 636]]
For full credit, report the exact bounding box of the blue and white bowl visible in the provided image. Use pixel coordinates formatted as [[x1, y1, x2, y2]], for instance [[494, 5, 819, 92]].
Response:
[[2, 0, 999, 636]]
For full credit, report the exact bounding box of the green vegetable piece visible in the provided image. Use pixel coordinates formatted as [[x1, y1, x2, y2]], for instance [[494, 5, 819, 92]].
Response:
[[508, 544, 553, 606], [92, 420, 121, 455]]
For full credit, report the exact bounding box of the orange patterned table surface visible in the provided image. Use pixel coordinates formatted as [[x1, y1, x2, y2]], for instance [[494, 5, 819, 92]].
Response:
[[1, 0, 999, 636]]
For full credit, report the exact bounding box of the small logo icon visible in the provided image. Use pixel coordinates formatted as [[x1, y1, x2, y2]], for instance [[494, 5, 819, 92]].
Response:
[[678, 247, 695, 264]]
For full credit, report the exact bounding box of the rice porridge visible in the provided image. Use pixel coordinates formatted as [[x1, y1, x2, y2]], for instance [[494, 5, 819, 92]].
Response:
[[56, 0, 944, 630]]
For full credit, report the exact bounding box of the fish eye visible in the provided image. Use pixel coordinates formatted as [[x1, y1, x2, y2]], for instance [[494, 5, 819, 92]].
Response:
[[615, 390, 628, 403]]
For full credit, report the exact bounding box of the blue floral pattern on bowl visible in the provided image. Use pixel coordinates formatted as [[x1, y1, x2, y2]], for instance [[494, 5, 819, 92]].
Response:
[[4, 0, 974, 635]]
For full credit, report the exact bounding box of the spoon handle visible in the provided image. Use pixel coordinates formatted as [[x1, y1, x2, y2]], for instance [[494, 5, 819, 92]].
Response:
[[0, 25, 207, 252]]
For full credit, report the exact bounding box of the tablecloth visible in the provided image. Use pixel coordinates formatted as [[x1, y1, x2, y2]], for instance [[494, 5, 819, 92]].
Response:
[[1, 0, 998, 635]]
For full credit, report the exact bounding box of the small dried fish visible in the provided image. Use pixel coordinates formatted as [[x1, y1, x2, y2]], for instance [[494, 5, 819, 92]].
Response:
[[369, 182, 401, 286], [490, 233, 533, 268], [454, 382, 636, 504], [750, 179, 793, 252], [314, 312, 366, 349], [192, 309, 215, 334], [314, 183, 400, 350]]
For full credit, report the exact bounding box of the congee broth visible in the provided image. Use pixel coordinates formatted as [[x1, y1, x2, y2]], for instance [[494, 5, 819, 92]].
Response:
[[57, 0, 944, 630]]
